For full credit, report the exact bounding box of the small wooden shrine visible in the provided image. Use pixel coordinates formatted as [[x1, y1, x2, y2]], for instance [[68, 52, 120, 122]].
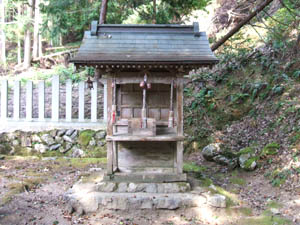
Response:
[[71, 21, 218, 182]]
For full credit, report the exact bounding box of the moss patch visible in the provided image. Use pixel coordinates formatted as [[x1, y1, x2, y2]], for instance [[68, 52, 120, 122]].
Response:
[[183, 162, 207, 173], [238, 147, 255, 155], [1, 177, 46, 206], [56, 157, 106, 168], [85, 146, 107, 158], [230, 177, 246, 186], [266, 200, 283, 209], [209, 185, 241, 207], [261, 142, 280, 156], [78, 130, 95, 146], [241, 211, 291, 225], [199, 177, 213, 187]]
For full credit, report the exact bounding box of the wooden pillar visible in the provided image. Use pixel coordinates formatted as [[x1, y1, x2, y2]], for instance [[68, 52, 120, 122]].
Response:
[[107, 141, 113, 174], [113, 141, 118, 171], [176, 77, 184, 174], [106, 77, 113, 174], [103, 79, 107, 122]]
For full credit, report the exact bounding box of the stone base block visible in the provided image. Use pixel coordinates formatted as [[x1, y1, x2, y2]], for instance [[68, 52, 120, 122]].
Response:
[[65, 191, 207, 213]]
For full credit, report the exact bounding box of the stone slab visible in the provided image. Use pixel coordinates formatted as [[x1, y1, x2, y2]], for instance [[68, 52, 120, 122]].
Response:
[[104, 173, 187, 183], [95, 181, 190, 193], [65, 191, 207, 213]]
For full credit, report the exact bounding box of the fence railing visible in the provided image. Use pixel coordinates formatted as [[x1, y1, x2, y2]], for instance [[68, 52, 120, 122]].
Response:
[[0, 75, 107, 130]]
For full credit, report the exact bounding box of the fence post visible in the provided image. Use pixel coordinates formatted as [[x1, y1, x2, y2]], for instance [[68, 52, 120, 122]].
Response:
[[26, 81, 33, 121], [66, 79, 72, 122], [38, 80, 45, 121], [51, 75, 60, 121], [91, 81, 97, 122], [0, 80, 8, 120], [78, 81, 85, 122], [13, 80, 20, 120]]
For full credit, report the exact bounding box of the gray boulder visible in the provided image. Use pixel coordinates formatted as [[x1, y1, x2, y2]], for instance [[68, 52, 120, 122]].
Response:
[[57, 129, 66, 137], [213, 155, 238, 168], [208, 194, 226, 208], [71, 147, 86, 158], [89, 138, 96, 146], [95, 131, 106, 140], [49, 144, 61, 151], [65, 129, 75, 136], [41, 134, 55, 146], [202, 143, 222, 161], [34, 144, 49, 153], [63, 135, 74, 143]]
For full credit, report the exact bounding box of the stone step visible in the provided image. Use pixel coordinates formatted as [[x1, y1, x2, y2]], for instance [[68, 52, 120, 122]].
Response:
[[104, 173, 187, 183], [65, 191, 207, 213], [96, 181, 191, 193]]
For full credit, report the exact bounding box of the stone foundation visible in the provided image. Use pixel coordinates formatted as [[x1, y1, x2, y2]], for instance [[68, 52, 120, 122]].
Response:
[[64, 173, 217, 213], [0, 128, 107, 157]]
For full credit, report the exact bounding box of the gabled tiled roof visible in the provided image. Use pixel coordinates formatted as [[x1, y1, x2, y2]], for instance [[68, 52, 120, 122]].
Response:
[[71, 22, 218, 67]]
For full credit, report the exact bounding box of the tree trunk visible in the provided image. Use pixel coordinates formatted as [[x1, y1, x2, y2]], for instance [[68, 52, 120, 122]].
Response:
[[153, 0, 156, 24], [99, 0, 108, 24], [33, 0, 40, 59], [23, 0, 33, 69], [38, 33, 42, 57], [0, 0, 6, 65], [17, 4, 22, 65], [211, 0, 274, 51], [17, 38, 21, 65]]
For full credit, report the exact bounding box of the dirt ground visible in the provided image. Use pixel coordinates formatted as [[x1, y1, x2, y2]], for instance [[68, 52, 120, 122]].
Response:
[[0, 156, 299, 225]]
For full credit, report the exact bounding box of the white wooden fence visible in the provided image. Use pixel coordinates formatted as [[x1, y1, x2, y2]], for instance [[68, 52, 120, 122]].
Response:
[[0, 75, 107, 131]]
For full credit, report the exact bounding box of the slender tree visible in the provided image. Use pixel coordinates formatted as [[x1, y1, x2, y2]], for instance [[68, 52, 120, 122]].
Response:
[[152, 0, 156, 24], [0, 0, 6, 65], [17, 3, 22, 65], [23, 0, 33, 69], [33, 0, 40, 59], [99, 0, 108, 24]]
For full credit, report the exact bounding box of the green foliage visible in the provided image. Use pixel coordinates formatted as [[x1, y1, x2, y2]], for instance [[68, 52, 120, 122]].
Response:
[[261, 142, 280, 156], [238, 147, 255, 156], [265, 168, 292, 187], [135, 0, 210, 24]]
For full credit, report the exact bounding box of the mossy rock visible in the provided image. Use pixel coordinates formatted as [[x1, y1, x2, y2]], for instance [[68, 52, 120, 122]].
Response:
[[239, 154, 258, 171], [0, 143, 11, 154], [78, 130, 96, 146], [261, 142, 280, 156]]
